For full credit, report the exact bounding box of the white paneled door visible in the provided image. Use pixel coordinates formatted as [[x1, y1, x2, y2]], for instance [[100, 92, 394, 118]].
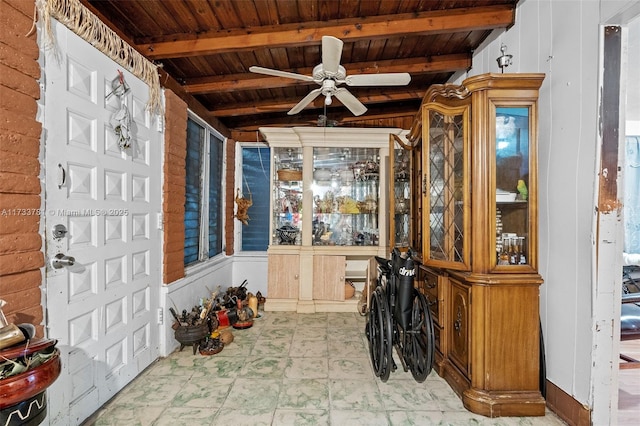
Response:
[[42, 20, 162, 425]]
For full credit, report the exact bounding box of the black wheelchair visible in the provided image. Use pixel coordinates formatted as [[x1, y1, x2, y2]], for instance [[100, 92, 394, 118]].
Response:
[[365, 247, 435, 382]]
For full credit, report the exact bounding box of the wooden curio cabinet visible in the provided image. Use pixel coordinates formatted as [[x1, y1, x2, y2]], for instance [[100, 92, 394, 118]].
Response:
[[415, 73, 546, 417]]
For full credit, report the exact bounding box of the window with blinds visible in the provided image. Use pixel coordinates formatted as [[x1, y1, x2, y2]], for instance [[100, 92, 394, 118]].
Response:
[[184, 116, 224, 266], [240, 146, 271, 251]]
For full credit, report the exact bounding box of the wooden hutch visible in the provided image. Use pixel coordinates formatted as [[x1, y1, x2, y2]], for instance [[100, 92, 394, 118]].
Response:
[[407, 73, 546, 417]]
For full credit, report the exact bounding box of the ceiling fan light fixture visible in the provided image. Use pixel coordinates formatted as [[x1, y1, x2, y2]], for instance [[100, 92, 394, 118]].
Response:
[[324, 94, 332, 106]]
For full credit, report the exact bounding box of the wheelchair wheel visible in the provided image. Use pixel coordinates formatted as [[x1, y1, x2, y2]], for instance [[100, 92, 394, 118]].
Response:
[[366, 287, 393, 381], [406, 290, 435, 382]]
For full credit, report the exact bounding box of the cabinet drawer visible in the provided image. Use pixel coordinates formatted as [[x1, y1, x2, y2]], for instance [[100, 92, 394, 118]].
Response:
[[418, 267, 442, 324]]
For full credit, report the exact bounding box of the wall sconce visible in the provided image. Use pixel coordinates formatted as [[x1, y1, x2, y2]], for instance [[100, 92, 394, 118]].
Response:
[[496, 43, 513, 73]]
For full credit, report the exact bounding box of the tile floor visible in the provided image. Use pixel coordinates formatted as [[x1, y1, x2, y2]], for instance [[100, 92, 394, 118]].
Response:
[[84, 312, 567, 426]]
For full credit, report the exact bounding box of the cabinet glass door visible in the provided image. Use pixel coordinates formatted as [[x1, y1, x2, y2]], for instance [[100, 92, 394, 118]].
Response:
[[494, 106, 532, 267], [312, 147, 380, 246], [390, 136, 411, 249], [423, 104, 469, 269], [273, 147, 303, 245]]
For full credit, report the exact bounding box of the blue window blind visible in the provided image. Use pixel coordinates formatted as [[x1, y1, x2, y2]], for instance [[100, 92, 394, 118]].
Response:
[[184, 119, 203, 265], [208, 133, 224, 257], [184, 117, 225, 266], [241, 147, 271, 251]]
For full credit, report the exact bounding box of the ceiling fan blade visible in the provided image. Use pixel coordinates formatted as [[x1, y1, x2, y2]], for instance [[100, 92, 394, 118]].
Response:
[[249, 66, 314, 82], [333, 88, 367, 116], [288, 88, 323, 115], [345, 73, 411, 86], [322, 36, 343, 76]]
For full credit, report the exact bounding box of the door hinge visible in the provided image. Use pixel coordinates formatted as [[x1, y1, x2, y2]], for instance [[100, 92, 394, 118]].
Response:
[[157, 307, 163, 325]]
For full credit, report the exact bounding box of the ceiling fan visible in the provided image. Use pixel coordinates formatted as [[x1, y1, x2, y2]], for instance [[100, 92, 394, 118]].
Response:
[[249, 36, 411, 117]]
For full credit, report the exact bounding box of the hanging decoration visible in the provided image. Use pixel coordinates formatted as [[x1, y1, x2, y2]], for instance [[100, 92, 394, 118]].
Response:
[[235, 175, 253, 226], [107, 70, 132, 149], [34, 0, 163, 115], [235, 188, 253, 226]]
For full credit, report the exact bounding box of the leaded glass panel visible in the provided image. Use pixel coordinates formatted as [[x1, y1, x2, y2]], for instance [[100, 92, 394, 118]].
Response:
[[427, 109, 464, 263]]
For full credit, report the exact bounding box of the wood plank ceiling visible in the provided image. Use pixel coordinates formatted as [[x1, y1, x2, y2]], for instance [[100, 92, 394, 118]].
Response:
[[82, 0, 518, 138]]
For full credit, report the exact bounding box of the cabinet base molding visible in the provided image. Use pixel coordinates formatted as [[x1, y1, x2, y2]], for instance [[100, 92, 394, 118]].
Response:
[[462, 388, 546, 418], [264, 298, 358, 313], [296, 300, 317, 313], [264, 298, 299, 312], [314, 299, 358, 312], [441, 361, 545, 418], [441, 361, 471, 400], [433, 350, 447, 376]]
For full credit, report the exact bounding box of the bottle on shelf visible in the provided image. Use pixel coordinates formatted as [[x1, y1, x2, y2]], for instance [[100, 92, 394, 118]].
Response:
[[509, 236, 520, 265], [518, 236, 527, 264], [498, 236, 510, 265]]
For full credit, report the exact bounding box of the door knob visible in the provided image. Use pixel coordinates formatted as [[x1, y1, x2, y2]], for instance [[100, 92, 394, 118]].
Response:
[[51, 253, 75, 269]]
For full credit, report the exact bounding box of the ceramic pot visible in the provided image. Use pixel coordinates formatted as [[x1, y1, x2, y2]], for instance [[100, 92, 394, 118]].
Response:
[[174, 323, 209, 354], [219, 329, 234, 345], [0, 339, 61, 410]]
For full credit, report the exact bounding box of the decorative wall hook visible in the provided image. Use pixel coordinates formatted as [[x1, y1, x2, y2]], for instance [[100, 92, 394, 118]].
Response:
[[105, 70, 130, 100]]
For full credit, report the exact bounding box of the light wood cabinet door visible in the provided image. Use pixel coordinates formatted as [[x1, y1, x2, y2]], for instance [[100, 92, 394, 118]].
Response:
[[267, 254, 300, 299], [313, 255, 346, 301]]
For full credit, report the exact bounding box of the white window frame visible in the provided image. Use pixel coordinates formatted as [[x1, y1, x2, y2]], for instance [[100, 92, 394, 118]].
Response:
[[185, 111, 227, 269], [234, 141, 271, 254]]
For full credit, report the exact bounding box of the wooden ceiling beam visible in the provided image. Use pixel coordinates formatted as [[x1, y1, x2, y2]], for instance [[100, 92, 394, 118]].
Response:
[[230, 130, 267, 142], [184, 54, 470, 94], [138, 5, 514, 59], [210, 90, 425, 117], [225, 103, 420, 132], [220, 100, 420, 130]]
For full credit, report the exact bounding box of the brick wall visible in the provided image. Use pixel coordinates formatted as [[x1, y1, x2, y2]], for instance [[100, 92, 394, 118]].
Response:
[[162, 90, 187, 284], [0, 0, 45, 336]]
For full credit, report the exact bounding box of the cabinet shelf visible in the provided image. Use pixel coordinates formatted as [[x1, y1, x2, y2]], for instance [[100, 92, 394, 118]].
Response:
[[497, 200, 528, 205]]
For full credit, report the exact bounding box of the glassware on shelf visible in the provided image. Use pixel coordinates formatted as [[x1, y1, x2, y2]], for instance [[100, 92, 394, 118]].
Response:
[[275, 224, 300, 245], [273, 147, 303, 245], [496, 233, 526, 265], [390, 138, 411, 249], [494, 106, 531, 266], [311, 147, 380, 246]]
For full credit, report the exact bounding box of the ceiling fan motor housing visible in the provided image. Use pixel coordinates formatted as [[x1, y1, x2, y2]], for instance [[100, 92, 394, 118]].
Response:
[[312, 64, 346, 81]]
